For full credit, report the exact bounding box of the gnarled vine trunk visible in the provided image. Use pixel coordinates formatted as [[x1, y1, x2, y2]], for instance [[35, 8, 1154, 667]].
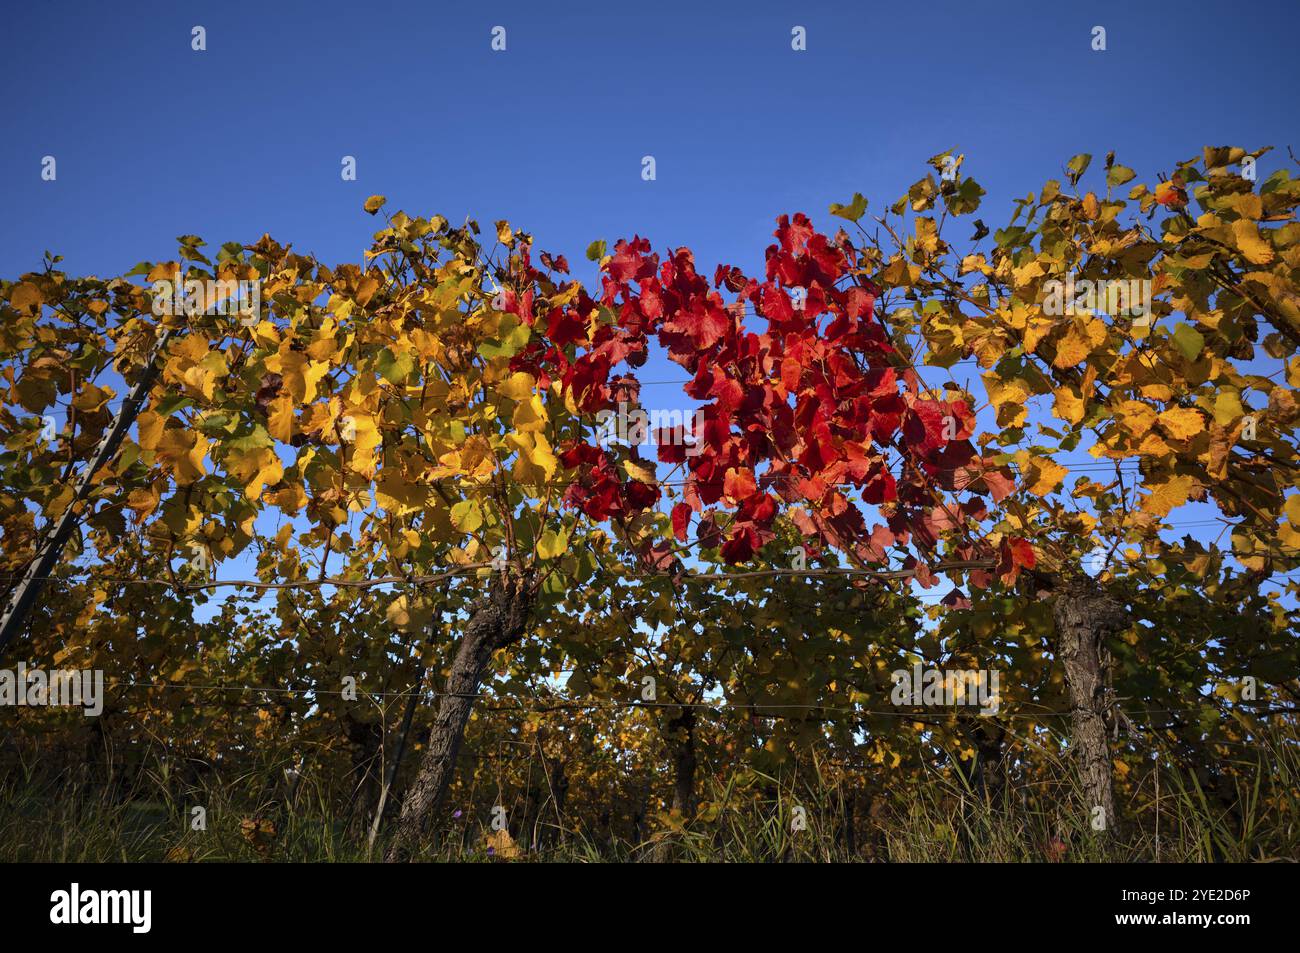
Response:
[[1052, 579, 1127, 834], [385, 574, 531, 862], [666, 709, 697, 819], [644, 709, 698, 862]]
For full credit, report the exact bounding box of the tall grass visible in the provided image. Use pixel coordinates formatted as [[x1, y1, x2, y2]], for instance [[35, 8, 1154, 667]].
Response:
[[2, 728, 1297, 862]]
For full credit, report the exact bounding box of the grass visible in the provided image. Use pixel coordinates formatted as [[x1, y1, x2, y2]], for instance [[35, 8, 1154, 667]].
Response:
[[3, 728, 1297, 862]]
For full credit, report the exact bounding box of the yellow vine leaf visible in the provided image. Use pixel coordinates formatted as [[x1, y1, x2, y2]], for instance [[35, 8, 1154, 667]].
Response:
[[537, 528, 569, 560], [1231, 218, 1274, 265], [497, 371, 536, 402], [267, 395, 295, 442], [342, 412, 382, 477], [483, 827, 522, 859], [1116, 400, 1157, 438], [622, 459, 656, 484], [1052, 386, 1086, 425], [507, 431, 558, 486], [1052, 315, 1107, 368], [1023, 458, 1069, 496], [155, 429, 209, 485], [137, 410, 164, 452], [1141, 474, 1195, 517], [1157, 407, 1205, 441], [450, 499, 484, 533], [225, 446, 284, 501], [512, 393, 548, 433], [270, 348, 330, 405]]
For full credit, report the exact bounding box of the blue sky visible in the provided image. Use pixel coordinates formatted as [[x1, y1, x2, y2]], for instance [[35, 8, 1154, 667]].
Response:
[[5, 0, 1298, 286], [4, 0, 1299, 615]]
